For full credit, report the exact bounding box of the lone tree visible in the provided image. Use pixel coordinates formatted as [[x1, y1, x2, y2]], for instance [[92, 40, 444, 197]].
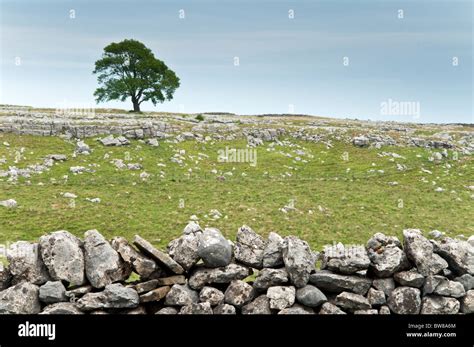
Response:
[[93, 39, 180, 112]]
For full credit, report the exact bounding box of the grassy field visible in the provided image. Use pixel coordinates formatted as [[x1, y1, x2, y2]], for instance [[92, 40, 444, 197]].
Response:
[[0, 131, 472, 251]]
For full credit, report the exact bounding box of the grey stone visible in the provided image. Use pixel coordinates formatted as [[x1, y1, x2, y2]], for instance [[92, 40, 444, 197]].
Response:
[[0, 282, 41, 314], [388, 287, 421, 314], [39, 230, 85, 286], [267, 286, 296, 310], [224, 280, 255, 307], [0, 263, 11, 290], [183, 221, 201, 235], [421, 296, 460, 314], [379, 305, 391, 314], [65, 285, 92, 300], [213, 303, 236, 314], [7, 241, 50, 285], [40, 302, 83, 315], [179, 302, 213, 314], [309, 270, 372, 295], [394, 269, 425, 288], [165, 284, 199, 306], [354, 309, 378, 315], [262, 232, 284, 268], [156, 307, 178, 315], [367, 288, 386, 306], [155, 275, 186, 286], [188, 263, 252, 290], [0, 199, 17, 208], [139, 286, 170, 303], [134, 235, 184, 274], [242, 294, 272, 314], [335, 292, 371, 312], [39, 281, 67, 304], [432, 237, 474, 275], [84, 230, 131, 288], [322, 243, 370, 274], [234, 225, 266, 269], [367, 233, 409, 277], [423, 275, 465, 298], [253, 268, 288, 290], [319, 302, 347, 315], [282, 236, 315, 288], [296, 285, 327, 307], [167, 233, 200, 272], [403, 229, 448, 276], [460, 290, 474, 314], [454, 274, 474, 291], [278, 304, 315, 314], [372, 278, 396, 296], [76, 283, 139, 311], [134, 280, 158, 294], [353, 136, 369, 147], [199, 286, 224, 306], [197, 228, 232, 268], [111, 237, 159, 279]]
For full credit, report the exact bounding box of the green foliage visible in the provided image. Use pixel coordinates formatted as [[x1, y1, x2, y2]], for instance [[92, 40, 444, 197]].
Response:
[[93, 39, 180, 112], [195, 114, 205, 122]]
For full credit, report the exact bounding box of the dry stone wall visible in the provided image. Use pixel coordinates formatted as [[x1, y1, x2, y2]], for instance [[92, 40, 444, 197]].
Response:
[[1, 225, 473, 315]]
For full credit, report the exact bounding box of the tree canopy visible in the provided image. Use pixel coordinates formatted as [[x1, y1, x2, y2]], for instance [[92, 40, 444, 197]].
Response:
[[93, 39, 180, 112]]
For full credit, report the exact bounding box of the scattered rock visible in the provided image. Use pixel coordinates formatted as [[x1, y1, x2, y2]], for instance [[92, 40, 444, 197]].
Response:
[[0, 199, 17, 208]]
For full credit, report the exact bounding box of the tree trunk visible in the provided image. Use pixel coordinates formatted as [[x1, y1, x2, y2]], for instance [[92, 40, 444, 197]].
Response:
[[132, 100, 140, 112]]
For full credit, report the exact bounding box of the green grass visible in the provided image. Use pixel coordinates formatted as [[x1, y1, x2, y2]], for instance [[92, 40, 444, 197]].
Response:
[[0, 132, 472, 252]]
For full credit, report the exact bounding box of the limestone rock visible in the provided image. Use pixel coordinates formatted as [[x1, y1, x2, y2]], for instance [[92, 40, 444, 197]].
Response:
[[213, 303, 236, 314], [134, 235, 184, 274], [253, 268, 288, 290], [322, 243, 370, 274], [267, 286, 296, 310], [167, 233, 201, 272], [165, 284, 199, 306], [432, 237, 474, 275], [7, 241, 50, 285], [421, 296, 460, 314], [367, 288, 386, 306], [319, 302, 347, 315], [39, 281, 67, 304], [40, 302, 83, 315], [188, 263, 252, 290], [388, 287, 421, 314], [394, 269, 425, 288], [282, 236, 315, 288], [111, 237, 159, 279], [262, 232, 284, 268], [224, 280, 255, 307], [278, 304, 315, 314], [335, 292, 371, 312], [309, 270, 372, 295], [234, 225, 266, 269], [199, 286, 224, 306], [241, 294, 272, 314], [0, 282, 41, 314], [179, 302, 213, 314], [367, 233, 409, 277], [197, 228, 232, 268], [76, 283, 139, 311], [295, 285, 327, 307], [460, 290, 474, 314]]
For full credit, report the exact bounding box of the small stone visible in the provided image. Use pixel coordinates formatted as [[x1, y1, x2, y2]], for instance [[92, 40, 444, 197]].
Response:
[[139, 286, 171, 303], [179, 302, 213, 314], [40, 302, 83, 315], [0, 199, 17, 208], [295, 285, 327, 307], [424, 275, 465, 298], [8, 241, 50, 285], [379, 305, 391, 314], [394, 269, 425, 288], [165, 284, 199, 306], [39, 281, 67, 304], [134, 235, 184, 274], [253, 268, 288, 290], [388, 287, 421, 314], [155, 275, 186, 286], [432, 237, 474, 275], [134, 280, 158, 294], [367, 288, 386, 306], [224, 280, 255, 307], [197, 228, 232, 268], [156, 307, 178, 315], [267, 286, 296, 310], [213, 303, 236, 314], [460, 290, 474, 313], [335, 292, 371, 312], [65, 285, 92, 300], [372, 278, 396, 296], [278, 304, 315, 314], [183, 221, 201, 235], [188, 264, 252, 290], [309, 270, 372, 295], [421, 296, 460, 314], [199, 286, 225, 306], [241, 295, 272, 314], [367, 233, 409, 277], [454, 274, 474, 291], [77, 283, 139, 311], [167, 233, 200, 272], [354, 309, 378, 315], [322, 243, 370, 274], [319, 302, 347, 315], [0, 264, 11, 290]]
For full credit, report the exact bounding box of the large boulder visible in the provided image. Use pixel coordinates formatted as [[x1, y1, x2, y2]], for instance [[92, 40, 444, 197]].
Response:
[[234, 225, 266, 269], [197, 228, 232, 268], [0, 282, 41, 314], [267, 286, 296, 310], [188, 264, 252, 290], [111, 237, 160, 279], [224, 280, 255, 307], [309, 270, 372, 295], [7, 241, 50, 285], [321, 243, 370, 274], [421, 296, 460, 314], [282, 236, 315, 288], [366, 233, 409, 277], [134, 235, 184, 274], [296, 285, 327, 307], [39, 230, 85, 286], [253, 268, 288, 290], [432, 237, 474, 275], [403, 229, 448, 276], [76, 283, 139, 311], [84, 230, 131, 288], [262, 232, 284, 268], [167, 233, 201, 272], [165, 284, 199, 306], [388, 287, 421, 314]]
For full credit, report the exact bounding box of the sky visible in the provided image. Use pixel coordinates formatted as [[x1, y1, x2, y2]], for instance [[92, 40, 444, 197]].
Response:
[[0, 0, 472, 123]]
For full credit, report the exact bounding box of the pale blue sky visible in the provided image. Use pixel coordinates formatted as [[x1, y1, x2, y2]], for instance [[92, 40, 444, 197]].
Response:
[[0, 0, 472, 123]]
